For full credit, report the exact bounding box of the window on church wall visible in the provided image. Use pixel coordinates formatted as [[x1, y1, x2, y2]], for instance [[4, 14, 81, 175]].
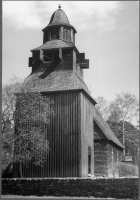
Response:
[[47, 31, 50, 41], [51, 28, 59, 40], [67, 29, 70, 41], [63, 28, 70, 41], [88, 146, 91, 175]]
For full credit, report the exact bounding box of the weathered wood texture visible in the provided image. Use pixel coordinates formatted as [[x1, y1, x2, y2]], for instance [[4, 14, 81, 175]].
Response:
[[49, 9, 70, 25], [11, 7, 124, 179], [28, 50, 89, 95], [107, 143, 122, 177], [94, 109, 123, 148], [94, 141, 122, 177], [13, 91, 81, 178], [78, 93, 123, 178], [80, 93, 94, 177], [31, 39, 74, 51], [12, 91, 123, 178], [94, 120, 106, 140], [42, 8, 76, 35], [94, 120, 123, 177], [94, 140, 108, 177], [45, 91, 81, 177]]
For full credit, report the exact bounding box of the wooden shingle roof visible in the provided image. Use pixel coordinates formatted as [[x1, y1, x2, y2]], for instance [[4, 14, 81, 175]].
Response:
[[42, 9, 76, 33], [25, 61, 123, 149], [31, 40, 75, 52], [94, 109, 124, 149], [25, 62, 90, 95], [28, 7, 123, 150], [49, 9, 69, 25]]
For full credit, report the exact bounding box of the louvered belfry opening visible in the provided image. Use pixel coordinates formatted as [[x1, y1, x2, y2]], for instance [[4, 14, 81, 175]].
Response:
[[12, 6, 123, 178]]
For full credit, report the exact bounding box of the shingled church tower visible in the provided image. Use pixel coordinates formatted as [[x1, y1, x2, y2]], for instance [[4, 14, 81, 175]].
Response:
[[28, 6, 89, 93], [13, 6, 123, 178]]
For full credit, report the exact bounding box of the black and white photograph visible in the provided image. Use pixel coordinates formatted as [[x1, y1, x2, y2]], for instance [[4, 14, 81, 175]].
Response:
[[2, 1, 139, 200]]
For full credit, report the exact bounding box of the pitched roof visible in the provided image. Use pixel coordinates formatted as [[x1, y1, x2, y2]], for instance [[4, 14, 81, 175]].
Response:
[[31, 40, 75, 52], [94, 109, 124, 149], [25, 62, 90, 95], [25, 61, 123, 149]]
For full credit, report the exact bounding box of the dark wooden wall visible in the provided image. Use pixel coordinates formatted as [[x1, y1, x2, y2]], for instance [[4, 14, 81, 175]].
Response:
[[94, 142, 122, 177], [45, 91, 81, 177], [13, 91, 81, 178], [13, 90, 122, 178], [94, 140, 108, 177], [107, 144, 122, 177], [93, 113, 123, 177]]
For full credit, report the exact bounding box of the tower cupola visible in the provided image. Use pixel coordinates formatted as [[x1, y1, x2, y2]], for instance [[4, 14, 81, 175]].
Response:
[[42, 6, 76, 44], [29, 6, 89, 76], [49, 6, 70, 25]]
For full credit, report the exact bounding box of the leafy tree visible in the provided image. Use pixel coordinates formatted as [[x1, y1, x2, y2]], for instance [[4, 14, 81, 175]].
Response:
[[2, 76, 54, 177], [96, 93, 139, 160], [2, 76, 23, 171], [107, 121, 139, 166], [107, 92, 139, 156]]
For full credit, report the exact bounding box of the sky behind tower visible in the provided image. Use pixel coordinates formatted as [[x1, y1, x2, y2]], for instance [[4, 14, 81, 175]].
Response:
[[2, 1, 139, 101]]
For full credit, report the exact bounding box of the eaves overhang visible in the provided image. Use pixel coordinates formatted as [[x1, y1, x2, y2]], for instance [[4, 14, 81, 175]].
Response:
[[31, 40, 79, 54], [40, 89, 97, 105], [42, 23, 77, 33]]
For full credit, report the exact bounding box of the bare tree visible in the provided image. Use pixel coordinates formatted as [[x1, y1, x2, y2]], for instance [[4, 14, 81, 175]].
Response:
[[95, 96, 111, 121], [2, 76, 54, 177]]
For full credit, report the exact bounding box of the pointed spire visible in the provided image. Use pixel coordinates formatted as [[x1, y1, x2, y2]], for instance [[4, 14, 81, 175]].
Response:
[[58, 4, 61, 9]]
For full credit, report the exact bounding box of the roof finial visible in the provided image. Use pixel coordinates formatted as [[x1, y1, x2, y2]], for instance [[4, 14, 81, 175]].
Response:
[[58, 4, 61, 9]]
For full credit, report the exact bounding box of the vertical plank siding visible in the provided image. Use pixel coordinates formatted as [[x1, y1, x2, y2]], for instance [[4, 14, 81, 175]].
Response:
[[80, 93, 95, 177], [13, 91, 81, 178]]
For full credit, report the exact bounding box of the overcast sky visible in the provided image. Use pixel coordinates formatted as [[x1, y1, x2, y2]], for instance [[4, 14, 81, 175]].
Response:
[[2, 1, 139, 101]]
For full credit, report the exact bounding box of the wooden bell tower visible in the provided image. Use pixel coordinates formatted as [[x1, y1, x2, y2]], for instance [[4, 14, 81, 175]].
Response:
[[13, 6, 123, 178]]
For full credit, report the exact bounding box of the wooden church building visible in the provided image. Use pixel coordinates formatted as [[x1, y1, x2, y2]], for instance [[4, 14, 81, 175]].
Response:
[[13, 6, 123, 178]]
